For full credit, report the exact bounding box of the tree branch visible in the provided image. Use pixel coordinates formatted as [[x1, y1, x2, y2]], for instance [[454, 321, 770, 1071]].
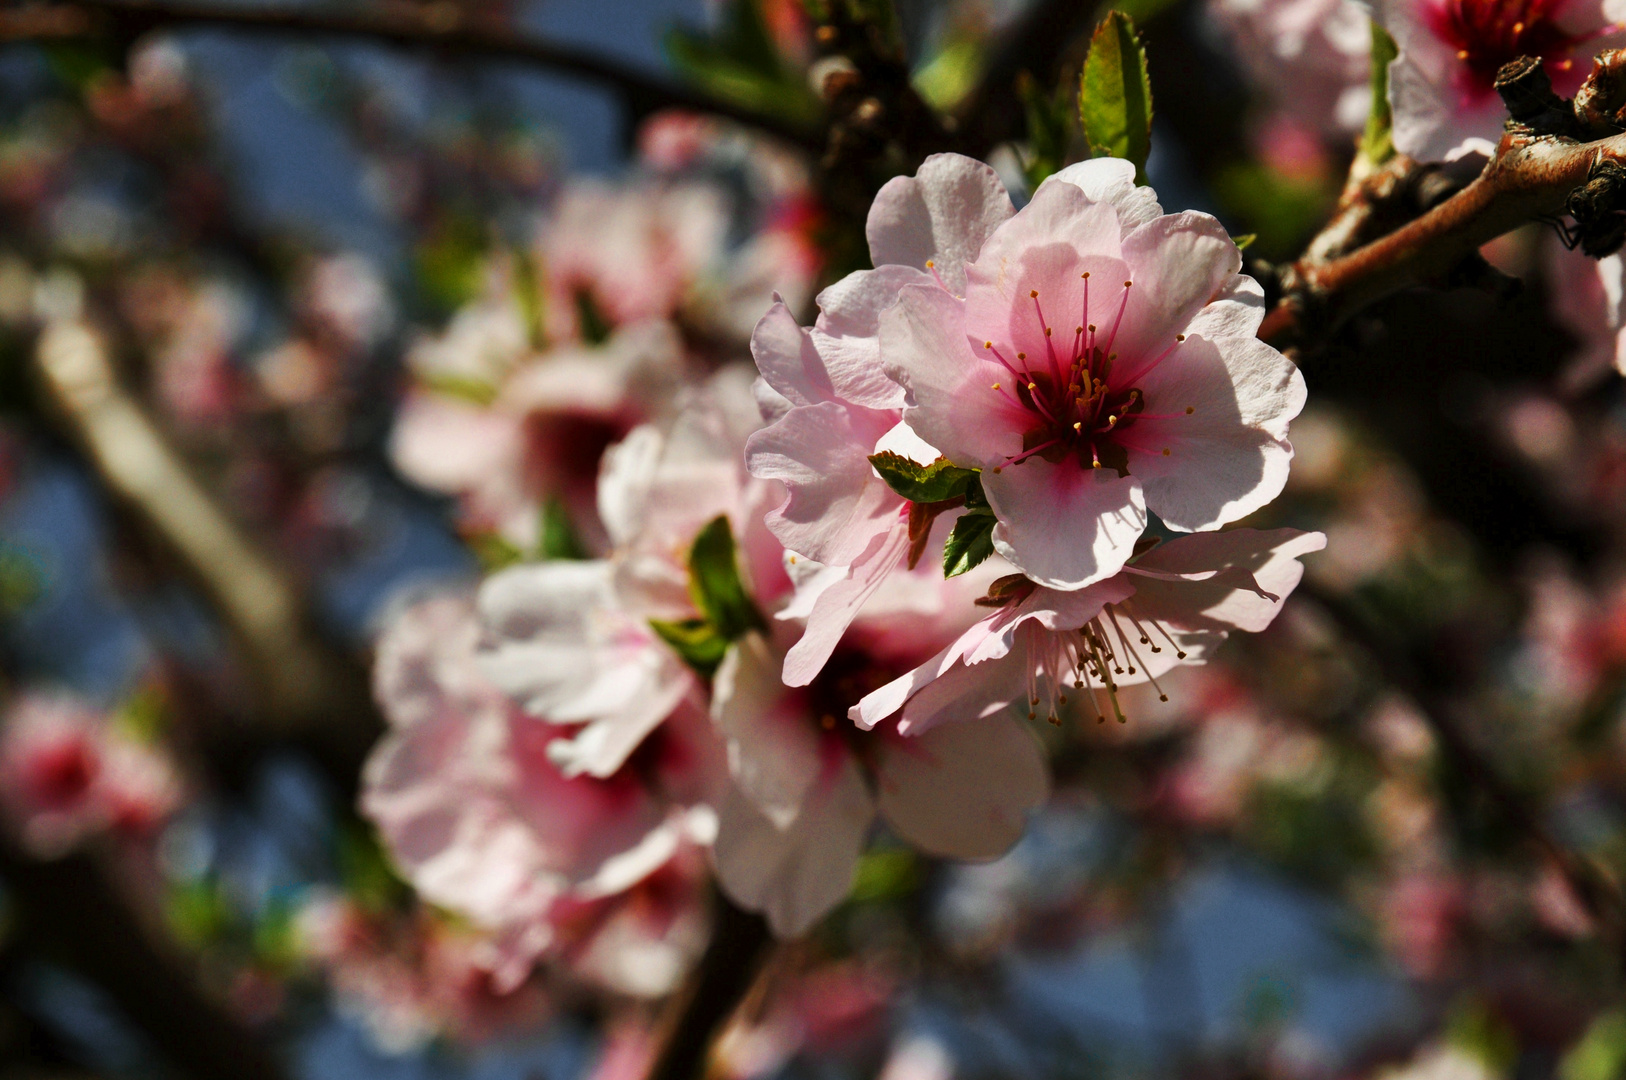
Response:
[[0, 0, 822, 151], [644, 890, 770, 1080], [31, 319, 377, 771]]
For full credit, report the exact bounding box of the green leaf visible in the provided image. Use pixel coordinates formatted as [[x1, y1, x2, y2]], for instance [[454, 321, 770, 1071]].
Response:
[[1080, 11, 1154, 183], [943, 511, 997, 578], [649, 617, 731, 679], [573, 287, 612, 346], [1231, 233, 1257, 251], [469, 531, 525, 572], [1561, 1011, 1626, 1080], [869, 452, 981, 504], [420, 372, 499, 406], [665, 0, 822, 128], [537, 498, 588, 561], [686, 515, 767, 641], [1362, 21, 1398, 167]]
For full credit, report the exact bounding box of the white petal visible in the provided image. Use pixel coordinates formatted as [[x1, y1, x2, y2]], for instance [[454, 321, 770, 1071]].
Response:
[[866, 154, 1015, 293], [876, 714, 1047, 859]]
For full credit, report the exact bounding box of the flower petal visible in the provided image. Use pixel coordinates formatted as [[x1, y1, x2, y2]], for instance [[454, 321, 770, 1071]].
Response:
[[745, 400, 903, 565], [712, 635, 823, 828], [1126, 527, 1326, 633], [781, 518, 911, 686], [1182, 273, 1266, 341], [1048, 157, 1163, 233], [711, 756, 874, 937], [882, 284, 1026, 466], [1127, 335, 1305, 532], [876, 714, 1047, 859], [983, 459, 1146, 590], [867, 153, 1015, 293], [809, 266, 931, 409], [1113, 212, 1241, 365]]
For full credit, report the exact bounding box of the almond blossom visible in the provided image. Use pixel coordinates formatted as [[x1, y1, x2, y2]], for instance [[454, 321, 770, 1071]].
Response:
[[879, 156, 1304, 590], [475, 370, 782, 778], [0, 691, 182, 857], [360, 591, 720, 995], [1374, 0, 1626, 162], [850, 528, 1326, 735], [748, 153, 1268, 678]]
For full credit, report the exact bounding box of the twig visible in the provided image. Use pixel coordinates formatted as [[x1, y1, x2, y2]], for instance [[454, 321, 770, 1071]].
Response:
[[0, 833, 288, 1080], [645, 890, 771, 1080], [0, 0, 822, 151]]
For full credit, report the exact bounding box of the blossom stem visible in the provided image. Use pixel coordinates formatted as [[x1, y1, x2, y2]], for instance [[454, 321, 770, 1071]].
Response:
[[645, 891, 772, 1080]]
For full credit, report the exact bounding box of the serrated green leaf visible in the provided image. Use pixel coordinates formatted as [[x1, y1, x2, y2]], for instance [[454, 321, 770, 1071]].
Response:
[[943, 511, 997, 578], [1362, 21, 1398, 167], [687, 515, 767, 641], [537, 498, 588, 561], [869, 452, 981, 504], [650, 617, 731, 678], [1080, 11, 1154, 184]]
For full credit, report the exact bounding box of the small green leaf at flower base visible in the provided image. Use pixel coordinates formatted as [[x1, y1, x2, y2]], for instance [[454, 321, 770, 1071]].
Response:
[[1232, 233, 1257, 251], [686, 515, 767, 641], [943, 510, 998, 578], [1081, 11, 1154, 183], [537, 498, 588, 561], [1362, 21, 1399, 168], [868, 452, 981, 504], [649, 617, 731, 679]]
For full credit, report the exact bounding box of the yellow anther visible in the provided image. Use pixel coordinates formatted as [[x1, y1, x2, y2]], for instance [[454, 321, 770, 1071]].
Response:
[[1026, 382, 1038, 391], [1045, 327, 1053, 336], [1456, 48, 1469, 59], [1017, 352, 1026, 360], [991, 382, 1001, 390], [1082, 271, 1091, 279], [926, 259, 935, 267], [1030, 290, 1039, 298], [1123, 280, 1132, 287], [984, 340, 993, 349], [1073, 421, 1083, 431]]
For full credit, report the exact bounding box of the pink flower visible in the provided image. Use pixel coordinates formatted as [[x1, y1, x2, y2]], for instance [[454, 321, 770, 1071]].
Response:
[[851, 528, 1326, 734], [709, 631, 1048, 936], [1208, 0, 1372, 136], [476, 372, 784, 777], [1375, 0, 1626, 162], [390, 285, 689, 552], [361, 592, 722, 992], [881, 157, 1304, 590], [0, 691, 181, 857]]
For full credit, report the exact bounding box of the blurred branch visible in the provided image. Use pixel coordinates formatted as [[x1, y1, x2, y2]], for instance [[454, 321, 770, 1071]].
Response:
[[645, 891, 770, 1080], [0, 0, 823, 151], [0, 833, 287, 1080], [1298, 583, 1625, 946], [31, 319, 377, 769]]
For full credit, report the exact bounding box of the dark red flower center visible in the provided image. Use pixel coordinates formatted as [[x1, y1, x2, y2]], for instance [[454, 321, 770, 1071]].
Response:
[[1425, 0, 1586, 101]]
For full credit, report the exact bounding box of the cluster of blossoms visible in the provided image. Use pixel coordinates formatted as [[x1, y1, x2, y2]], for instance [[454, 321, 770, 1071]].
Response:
[[357, 145, 1325, 978]]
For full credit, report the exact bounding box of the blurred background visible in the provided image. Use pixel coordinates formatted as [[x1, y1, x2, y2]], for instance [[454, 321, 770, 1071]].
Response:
[[1, 0, 1625, 1078]]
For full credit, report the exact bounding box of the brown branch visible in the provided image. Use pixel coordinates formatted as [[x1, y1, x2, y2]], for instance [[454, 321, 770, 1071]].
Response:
[[31, 319, 378, 773], [1263, 128, 1620, 345], [0, 0, 823, 151], [645, 890, 771, 1080]]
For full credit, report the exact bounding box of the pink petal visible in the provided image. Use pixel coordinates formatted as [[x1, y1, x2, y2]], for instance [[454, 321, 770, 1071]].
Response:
[[965, 245, 1134, 383], [881, 284, 1027, 466], [711, 757, 874, 937], [809, 266, 930, 409], [712, 635, 823, 827], [1113, 212, 1241, 365], [970, 179, 1123, 273], [751, 299, 832, 407], [1048, 158, 1163, 232], [1128, 527, 1326, 633], [1183, 273, 1267, 341], [782, 519, 911, 686], [867, 153, 1015, 293], [875, 715, 1048, 859], [983, 459, 1146, 590], [745, 400, 904, 565], [1127, 335, 1305, 532]]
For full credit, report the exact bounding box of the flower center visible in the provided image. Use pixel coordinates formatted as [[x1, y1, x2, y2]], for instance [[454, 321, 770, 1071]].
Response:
[[1020, 599, 1187, 726], [1425, 0, 1585, 101], [982, 277, 1187, 477]]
